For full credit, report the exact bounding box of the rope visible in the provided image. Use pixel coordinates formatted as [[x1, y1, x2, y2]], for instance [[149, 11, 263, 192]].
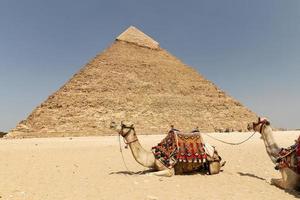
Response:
[[118, 134, 134, 175], [202, 131, 256, 145], [118, 134, 148, 175]]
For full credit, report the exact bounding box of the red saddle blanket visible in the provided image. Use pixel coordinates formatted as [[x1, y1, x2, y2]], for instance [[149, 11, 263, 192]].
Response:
[[277, 135, 300, 174], [297, 136, 300, 173], [151, 130, 207, 168]]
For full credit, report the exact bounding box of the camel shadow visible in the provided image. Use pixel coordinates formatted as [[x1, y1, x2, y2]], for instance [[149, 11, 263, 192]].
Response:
[[110, 168, 215, 176], [237, 172, 266, 181], [274, 185, 300, 198], [109, 169, 156, 176], [237, 172, 300, 198]]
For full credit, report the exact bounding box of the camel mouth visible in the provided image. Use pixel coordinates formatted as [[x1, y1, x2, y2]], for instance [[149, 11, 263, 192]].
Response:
[[247, 117, 271, 133], [247, 123, 254, 131], [119, 123, 135, 137]]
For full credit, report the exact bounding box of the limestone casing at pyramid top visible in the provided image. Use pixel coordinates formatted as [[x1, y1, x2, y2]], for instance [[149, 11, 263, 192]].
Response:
[[116, 26, 160, 49]]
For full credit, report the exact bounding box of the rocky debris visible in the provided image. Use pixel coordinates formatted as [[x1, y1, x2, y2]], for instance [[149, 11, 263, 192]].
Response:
[[9, 26, 257, 138], [0, 131, 7, 138]]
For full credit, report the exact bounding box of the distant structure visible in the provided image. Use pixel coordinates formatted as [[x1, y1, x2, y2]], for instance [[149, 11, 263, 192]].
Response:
[[9, 26, 257, 138]]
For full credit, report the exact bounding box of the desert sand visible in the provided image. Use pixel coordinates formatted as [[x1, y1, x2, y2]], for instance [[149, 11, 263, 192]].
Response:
[[0, 131, 299, 200]]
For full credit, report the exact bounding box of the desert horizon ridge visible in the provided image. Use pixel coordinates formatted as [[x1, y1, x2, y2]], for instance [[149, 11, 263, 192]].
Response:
[[1, 127, 300, 139]]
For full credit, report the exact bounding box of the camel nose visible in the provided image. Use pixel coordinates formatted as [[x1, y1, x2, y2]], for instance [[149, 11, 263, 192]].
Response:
[[247, 123, 253, 131]]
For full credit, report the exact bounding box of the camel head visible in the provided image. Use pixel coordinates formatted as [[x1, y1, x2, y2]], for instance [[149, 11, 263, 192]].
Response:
[[118, 122, 138, 144], [247, 117, 271, 135]]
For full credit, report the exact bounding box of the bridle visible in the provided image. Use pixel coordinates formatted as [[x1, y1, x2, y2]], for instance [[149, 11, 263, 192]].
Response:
[[119, 124, 138, 146], [117, 123, 147, 175], [252, 118, 270, 134]]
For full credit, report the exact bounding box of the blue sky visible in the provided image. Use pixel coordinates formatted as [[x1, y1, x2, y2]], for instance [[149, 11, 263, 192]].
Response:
[[0, 0, 299, 131]]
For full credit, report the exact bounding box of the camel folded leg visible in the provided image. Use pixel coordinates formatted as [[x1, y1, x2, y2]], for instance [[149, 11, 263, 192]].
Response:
[[147, 168, 175, 177], [271, 178, 287, 189], [271, 169, 299, 190]]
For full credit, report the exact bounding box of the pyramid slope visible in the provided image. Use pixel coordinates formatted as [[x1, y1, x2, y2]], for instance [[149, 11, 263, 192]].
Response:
[[9, 28, 257, 138]]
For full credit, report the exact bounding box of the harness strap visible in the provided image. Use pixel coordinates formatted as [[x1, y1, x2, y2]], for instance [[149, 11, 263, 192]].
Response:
[[123, 137, 138, 145], [120, 127, 138, 146]]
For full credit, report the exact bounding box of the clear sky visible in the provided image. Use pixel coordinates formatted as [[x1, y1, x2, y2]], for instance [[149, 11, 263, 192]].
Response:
[[0, 0, 299, 131]]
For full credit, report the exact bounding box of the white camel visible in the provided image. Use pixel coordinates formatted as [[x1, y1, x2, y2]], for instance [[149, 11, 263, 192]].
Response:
[[248, 117, 300, 190], [118, 123, 223, 177]]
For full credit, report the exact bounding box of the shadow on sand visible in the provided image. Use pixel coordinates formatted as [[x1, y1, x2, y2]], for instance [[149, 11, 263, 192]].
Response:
[[238, 172, 300, 198], [275, 185, 300, 198], [237, 172, 266, 181], [110, 168, 220, 176], [109, 169, 156, 176]]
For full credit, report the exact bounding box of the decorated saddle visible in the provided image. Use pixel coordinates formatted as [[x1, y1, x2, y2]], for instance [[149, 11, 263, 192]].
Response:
[[276, 135, 300, 174], [151, 129, 208, 168]]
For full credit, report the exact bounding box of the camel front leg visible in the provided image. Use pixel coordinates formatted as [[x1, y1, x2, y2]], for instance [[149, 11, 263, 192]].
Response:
[[282, 168, 300, 190], [271, 178, 286, 189], [147, 168, 175, 177], [271, 169, 298, 190]]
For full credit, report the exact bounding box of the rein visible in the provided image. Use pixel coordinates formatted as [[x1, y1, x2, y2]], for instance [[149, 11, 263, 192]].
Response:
[[117, 125, 138, 175], [202, 131, 256, 145], [120, 127, 138, 146], [204, 119, 267, 146], [253, 119, 268, 134], [118, 133, 133, 174]]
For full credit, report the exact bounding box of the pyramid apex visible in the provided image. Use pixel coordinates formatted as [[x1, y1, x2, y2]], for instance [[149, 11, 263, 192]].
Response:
[[116, 26, 159, 49]]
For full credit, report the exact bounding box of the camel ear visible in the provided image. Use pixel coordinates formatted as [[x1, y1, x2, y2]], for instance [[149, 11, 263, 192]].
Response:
[[258, 117, 261, 122]]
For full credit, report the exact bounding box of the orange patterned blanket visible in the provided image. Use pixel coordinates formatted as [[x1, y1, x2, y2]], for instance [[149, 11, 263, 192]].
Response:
[[277, 135, 300, 174], [151, 129, 207, 168]]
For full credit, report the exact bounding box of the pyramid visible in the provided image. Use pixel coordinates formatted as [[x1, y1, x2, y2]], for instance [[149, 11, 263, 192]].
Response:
[[116, 26, 159, 49], [9, 26, 257, 138]]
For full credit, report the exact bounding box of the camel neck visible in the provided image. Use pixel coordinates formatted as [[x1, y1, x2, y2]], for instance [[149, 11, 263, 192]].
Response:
[[126, 136, 156, 168], [262, 126, 280, 163]]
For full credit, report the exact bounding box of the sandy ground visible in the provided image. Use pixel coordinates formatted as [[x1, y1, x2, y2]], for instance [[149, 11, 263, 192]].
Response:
[[0, 131, 299, 200]]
